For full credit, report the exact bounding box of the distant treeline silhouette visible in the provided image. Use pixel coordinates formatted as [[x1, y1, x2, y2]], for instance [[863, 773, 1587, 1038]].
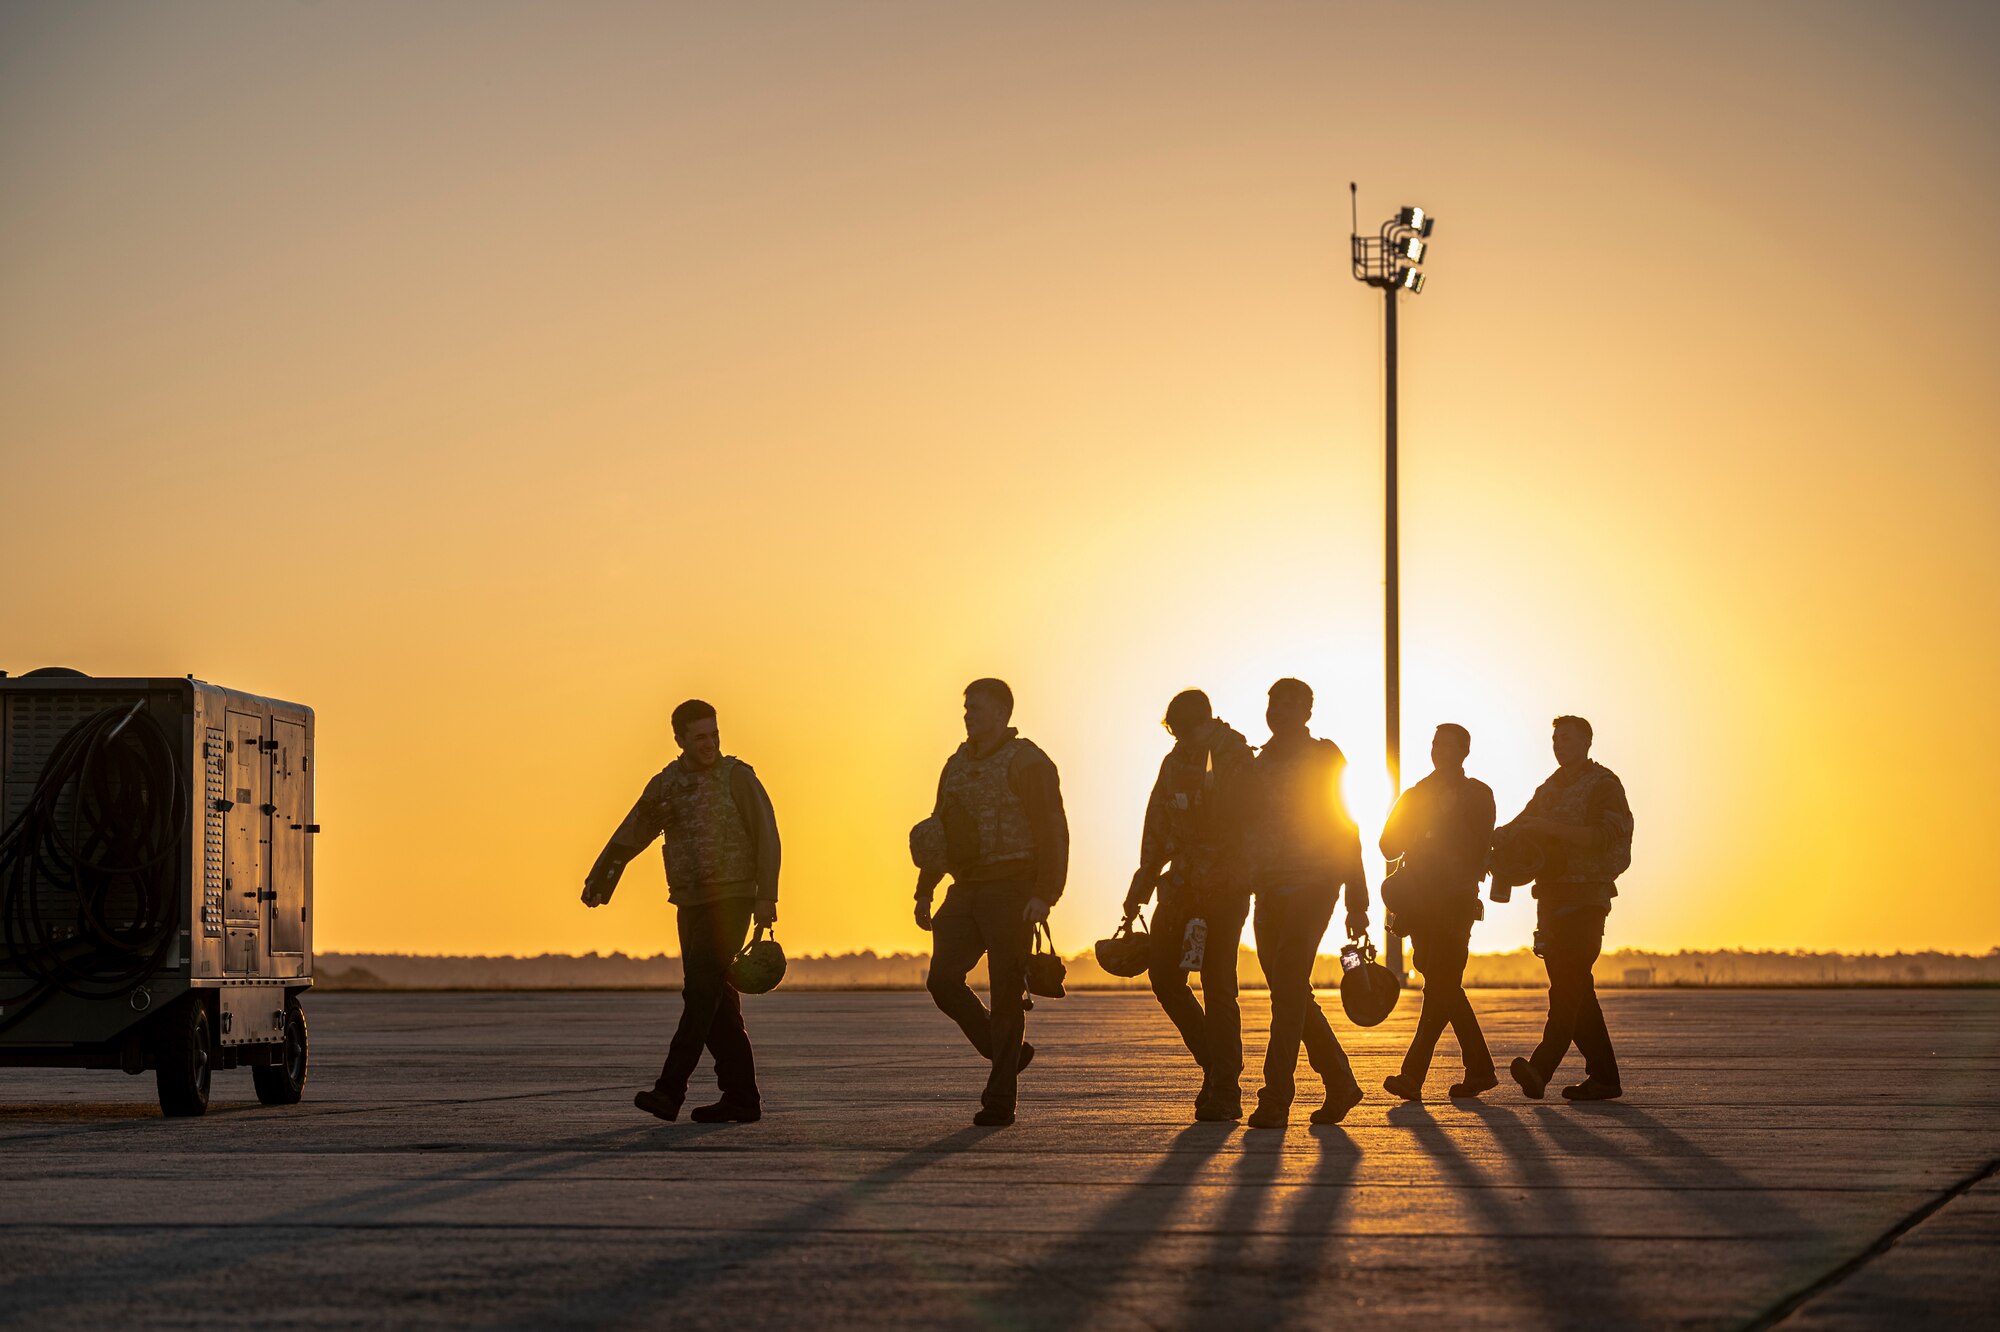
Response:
[[318, 947, 2000, 992]]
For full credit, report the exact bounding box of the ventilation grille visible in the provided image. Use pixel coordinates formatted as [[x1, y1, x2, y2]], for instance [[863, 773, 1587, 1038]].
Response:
[[2, 692, 130, 831], [1, 691, 170, 948], [203, 727, 225, 938]]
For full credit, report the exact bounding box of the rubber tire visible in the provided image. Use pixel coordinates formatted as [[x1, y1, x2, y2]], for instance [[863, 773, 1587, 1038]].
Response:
[[251, 994, 308, 1106], [154, 996, 213, 1117]]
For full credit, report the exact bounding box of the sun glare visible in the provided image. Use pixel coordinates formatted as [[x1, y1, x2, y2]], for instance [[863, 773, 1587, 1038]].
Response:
[[1341, 759, 1395, 868]]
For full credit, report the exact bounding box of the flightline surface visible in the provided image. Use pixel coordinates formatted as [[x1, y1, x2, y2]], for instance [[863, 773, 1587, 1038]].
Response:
[[1, 989, 1995, 1330]]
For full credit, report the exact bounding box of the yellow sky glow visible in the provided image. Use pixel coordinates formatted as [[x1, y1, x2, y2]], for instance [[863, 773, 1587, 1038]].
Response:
[[3, 2, 1996, 960]]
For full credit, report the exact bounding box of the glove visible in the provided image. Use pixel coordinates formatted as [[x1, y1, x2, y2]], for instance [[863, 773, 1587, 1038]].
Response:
[[1124, 868, 1156, 916]]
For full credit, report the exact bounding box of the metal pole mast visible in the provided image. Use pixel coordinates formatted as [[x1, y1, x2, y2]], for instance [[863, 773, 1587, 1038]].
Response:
[[1382, 283, 1404, 977], [1350, 185, 1432, 980]]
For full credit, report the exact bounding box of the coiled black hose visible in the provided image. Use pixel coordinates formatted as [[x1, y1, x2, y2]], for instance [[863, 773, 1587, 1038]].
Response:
[[0, 703, 187, 1029]]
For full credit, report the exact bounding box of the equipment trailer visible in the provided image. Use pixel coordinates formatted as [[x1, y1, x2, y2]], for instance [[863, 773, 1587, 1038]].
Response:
[[0, 670, 316, 1115]]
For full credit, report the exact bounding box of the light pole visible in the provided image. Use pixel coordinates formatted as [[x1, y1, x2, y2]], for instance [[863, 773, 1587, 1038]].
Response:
[[1350, 184, 1434, 977]]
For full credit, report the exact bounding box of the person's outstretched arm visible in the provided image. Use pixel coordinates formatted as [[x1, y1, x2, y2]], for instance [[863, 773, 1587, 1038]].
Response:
[[583, 774, 666, 906]]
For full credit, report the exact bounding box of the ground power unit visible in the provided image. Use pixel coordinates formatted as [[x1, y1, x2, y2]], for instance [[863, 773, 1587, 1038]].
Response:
[[0, 670, 316, 1115]]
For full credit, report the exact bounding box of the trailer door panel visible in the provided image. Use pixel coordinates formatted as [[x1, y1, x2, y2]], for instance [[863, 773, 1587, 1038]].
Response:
[[268, 718, 307, 954], [223, 712, 265, 942]]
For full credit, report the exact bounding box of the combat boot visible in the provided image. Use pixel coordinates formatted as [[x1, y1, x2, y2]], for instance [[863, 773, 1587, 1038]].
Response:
[[1246, 1089, 1290, 1129], [1311, 1077, 1364, 1125], [690, 1098, 761, 1123], [634, 1088, 684, 1121], [1449, 1068, 1499, 1098], [1194, 1079, 1241, 1122]]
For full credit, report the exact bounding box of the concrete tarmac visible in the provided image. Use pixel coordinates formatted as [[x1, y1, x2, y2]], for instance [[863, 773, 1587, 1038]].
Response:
[[1, 989, 1995, 1330]]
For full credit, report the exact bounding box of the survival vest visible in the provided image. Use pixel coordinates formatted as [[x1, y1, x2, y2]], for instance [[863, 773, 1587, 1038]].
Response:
[[658, 756, 759, 892], [1531, 761, 1633, 884], [938, 732, 1040, 871]]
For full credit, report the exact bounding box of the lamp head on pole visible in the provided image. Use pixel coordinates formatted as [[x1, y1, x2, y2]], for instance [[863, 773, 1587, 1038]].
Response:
[[1350, 187, 1439, 294]]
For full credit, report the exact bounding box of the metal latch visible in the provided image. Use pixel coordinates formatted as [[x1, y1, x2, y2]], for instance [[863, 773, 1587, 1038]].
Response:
[[212, 797, 234, 813], [257, 890, 277, 902], [260, 803, 276, 815]]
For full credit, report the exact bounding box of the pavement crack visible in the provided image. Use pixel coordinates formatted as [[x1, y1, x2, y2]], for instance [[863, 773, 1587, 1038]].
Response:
[[1741, 1155, 2000, 1330]]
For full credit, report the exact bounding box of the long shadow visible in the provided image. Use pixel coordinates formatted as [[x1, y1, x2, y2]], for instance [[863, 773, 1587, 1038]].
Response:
[[1530, 1101, 1823, 1280], [1289, 1130, 1363, 1267], [1527, 1102, 1843, 1326], [993, 1123, 1237, 1332], [1403, 1097, 1645, 1328], [1232, 1126, 1362, 1327], [497, 1125, 999, 1331], [0, 1118, 727, 1321], [1167, 1129, 1287, 1330]]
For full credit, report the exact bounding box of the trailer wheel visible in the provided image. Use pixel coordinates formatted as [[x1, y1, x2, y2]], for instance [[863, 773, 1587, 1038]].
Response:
[[252, 995, 308, 1106], [154, 996, 213, 1117]]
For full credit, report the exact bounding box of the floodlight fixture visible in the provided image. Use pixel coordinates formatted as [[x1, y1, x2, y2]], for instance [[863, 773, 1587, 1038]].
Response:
[[1400, 268, 1425, 292], [1352, 187, 1437, 296]]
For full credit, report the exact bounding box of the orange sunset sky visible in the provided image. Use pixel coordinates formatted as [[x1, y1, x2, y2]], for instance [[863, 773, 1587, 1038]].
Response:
[[3, 2, 1996, 961]]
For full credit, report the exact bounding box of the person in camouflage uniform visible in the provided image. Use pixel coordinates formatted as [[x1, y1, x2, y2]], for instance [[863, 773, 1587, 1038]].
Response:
[[915, 678, 1069, 1128], [1123, 689, 1258, 1122], [1501, 715, 1634, 1102], [585, 699, 780, 1123]]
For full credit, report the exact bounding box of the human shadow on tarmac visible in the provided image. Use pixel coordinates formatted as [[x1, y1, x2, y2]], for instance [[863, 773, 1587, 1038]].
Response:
[[1168, 1127, 1360, 1330], [1389, 1098, 1642, 1327], [1170, 1129, 1287, 1329], [994, 1122, 1235, 1331], [0, 1117, 724, 1323], [500, 1125, 998, 1331], [1531, 1103, 1838, 1324], [1531, 1103, 1817, 1247]]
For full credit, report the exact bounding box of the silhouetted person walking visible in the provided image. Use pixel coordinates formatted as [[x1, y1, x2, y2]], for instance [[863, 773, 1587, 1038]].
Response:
[[1123, 689, 1257, 1121], [584, 699, 779, 1123], [1380, 723, 1497, 1101], [1502, 715, 1634, 1102], [914, 679, 1069, 1127], [1246, 678, 1370, 1127]]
